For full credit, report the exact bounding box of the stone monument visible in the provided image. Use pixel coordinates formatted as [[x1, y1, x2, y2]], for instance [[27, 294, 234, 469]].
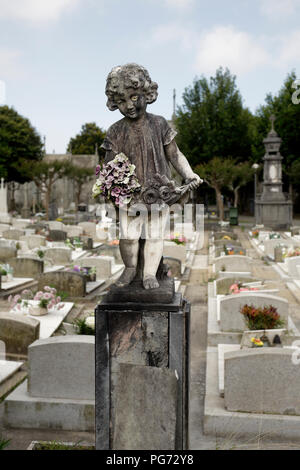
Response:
[[95, 63, 202, 450], [255, 116, 292, 229], [0, 179, 11, 223]]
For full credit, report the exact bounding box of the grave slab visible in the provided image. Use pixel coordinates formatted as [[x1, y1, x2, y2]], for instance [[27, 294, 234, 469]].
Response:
[[0, 360, 23, 385]]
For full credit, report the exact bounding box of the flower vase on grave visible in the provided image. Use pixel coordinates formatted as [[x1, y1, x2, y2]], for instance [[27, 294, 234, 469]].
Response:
[[29, 305, 48, 316]]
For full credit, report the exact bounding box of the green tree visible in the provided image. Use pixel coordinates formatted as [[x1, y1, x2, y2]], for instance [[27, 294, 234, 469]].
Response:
[[67, 122, 106, 156], [67, 166, 94, 214], [175, 68, 254, 168], [21, 160, 71, 220], [255, 71, 300, 198], [0, 106, 43, 183], [228, 162, 254, 208], [195, 157, 236, 220]]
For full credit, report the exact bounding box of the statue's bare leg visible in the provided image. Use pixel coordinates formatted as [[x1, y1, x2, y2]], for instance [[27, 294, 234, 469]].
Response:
[[116, 208, 143, 287], [115, 239, 139, 287], [143, 207, 169, 290]]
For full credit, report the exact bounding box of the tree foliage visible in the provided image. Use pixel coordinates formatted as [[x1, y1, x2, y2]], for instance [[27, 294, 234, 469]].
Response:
[[21, 160, 72, 220], [0, 106, 43, 183], [175, 68, 254, 168], [67, 122, 106, 156]]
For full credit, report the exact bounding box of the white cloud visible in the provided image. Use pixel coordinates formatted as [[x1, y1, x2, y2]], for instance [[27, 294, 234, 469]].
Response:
[[195, 26, 269, 75], [259, 0, 300, 21], [164, 0, 195, 9], [0, 0, 80, 23]]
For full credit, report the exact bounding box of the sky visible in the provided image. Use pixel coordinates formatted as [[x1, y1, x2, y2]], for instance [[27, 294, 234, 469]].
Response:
[[1, 0, 300, 153]]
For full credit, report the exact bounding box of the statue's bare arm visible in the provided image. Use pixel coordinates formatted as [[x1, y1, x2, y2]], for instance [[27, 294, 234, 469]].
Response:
[[164, 140, 202, 190]]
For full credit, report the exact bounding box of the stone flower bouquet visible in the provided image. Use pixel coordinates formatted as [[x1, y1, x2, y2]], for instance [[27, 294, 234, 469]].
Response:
[[92, 153, 141, 207]]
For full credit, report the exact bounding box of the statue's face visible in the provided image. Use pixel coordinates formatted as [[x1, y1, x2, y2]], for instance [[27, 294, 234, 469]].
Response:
[[115, 87, 147, 119]]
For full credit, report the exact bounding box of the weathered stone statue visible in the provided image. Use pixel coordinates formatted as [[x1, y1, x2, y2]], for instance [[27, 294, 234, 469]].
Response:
[[101, 63, 202, 294]]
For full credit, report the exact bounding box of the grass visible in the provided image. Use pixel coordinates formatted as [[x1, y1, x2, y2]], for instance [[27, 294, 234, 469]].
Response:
[[0, 435, 10, 450], [73, 318, 95, 336], [32, 440, 94, 451]]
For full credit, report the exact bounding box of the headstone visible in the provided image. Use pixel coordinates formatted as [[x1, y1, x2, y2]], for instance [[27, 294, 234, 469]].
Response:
[[225, 349, 300, 415], [163, 241, 187, 264], [214, 255, 252, 273], [112, 364, 178, 450], [70, 236, 93, 250], [220, 293, 289, 332], [78, 256, 114, 278], [38, 271, 86, 297], [49, 230, 67, 242], [0, 179, 11, 223], [44, 247, 72, 265], [48, 202, 58, 221], [163, 257, 182, 278], [0, 313, 40, 357], [79, 222, 97, 239], [12, 219, 31, 230], [9, 258, 44, 278], [285, 256, 300, 277], [48, 221, 65, 231], [0, 244, 17, 262], [19, 235, 46, 250], [66, 225, 83, 238], [2, 229, 25, 240], [215, 277, 259, 295], [28, 336, 95, 400]]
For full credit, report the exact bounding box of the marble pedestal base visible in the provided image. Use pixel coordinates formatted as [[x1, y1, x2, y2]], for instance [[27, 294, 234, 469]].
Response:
[[95, 293, 190, 450]]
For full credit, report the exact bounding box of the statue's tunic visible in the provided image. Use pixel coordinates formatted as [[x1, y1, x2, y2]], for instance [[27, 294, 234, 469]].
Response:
[[101, 113, 177, 187]]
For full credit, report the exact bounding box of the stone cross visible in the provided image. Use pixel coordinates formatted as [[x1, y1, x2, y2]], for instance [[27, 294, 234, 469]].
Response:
[[270, 114, 276, 132]]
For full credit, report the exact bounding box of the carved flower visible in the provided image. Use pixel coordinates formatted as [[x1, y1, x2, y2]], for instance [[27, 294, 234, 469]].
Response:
[[141, 188, 160, 205]]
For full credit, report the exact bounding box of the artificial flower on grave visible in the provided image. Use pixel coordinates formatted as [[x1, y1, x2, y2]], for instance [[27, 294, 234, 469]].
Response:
[[229, 283, 259, 294], [222, 235, 232, 240], [284, 247, 300, 258], [170, 233, 187, 246], [240, 304, 285, 330], [251, 337, 264, 347], [92, 153, 141, 207], [269, 232, 281, 240], [252, 230, 259, 238], [33, 287, 64, 311]]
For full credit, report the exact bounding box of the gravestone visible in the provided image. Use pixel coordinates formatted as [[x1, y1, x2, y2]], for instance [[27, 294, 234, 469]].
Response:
[[225, 349, 300, 415], [4, 336, 94, 431], [214, 255, 252, 273], [78, 256, 115, 279], [38, 271, 86, 297], [0, 244, 17, 262], [9, 258, 44, 278], [19, 235, 46, 250], [0, 179, 11, 223], [163, 241, 187, 264], [66, 225, 83, 238], [0, 313, 40, 357], [215, 277, 259, 295], [44, 247, 72, 265], [220, 293, 288, 332], [49, 230, 67, 242], [98, 244, 123, 264], [285, 256, 300, 277], [2, 229, 25, 240], [28, 336, 95, 400], [70, 236, 93, 250], [112, 364, 178, 450], [79, 222, 97, 239], [48, 221, 65, 231], [12, 219, 30, 230], [163, 257, 182, 278]]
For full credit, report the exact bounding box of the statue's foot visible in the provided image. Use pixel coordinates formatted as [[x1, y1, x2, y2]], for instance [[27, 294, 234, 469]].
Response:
[[115, 267, 136, 287], [143, 275, 160, 290]]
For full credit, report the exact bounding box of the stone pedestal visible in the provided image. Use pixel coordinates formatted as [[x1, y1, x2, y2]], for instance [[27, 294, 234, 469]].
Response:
[[95, 293, 190, 450], [255, 199, 292, 230]]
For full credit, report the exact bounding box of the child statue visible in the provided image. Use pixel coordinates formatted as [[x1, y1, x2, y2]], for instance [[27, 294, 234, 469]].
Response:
[[102, 63, 202, 291]]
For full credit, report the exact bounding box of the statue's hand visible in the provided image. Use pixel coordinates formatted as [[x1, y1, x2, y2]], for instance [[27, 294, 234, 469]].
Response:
[[186, 174, 203, 190]]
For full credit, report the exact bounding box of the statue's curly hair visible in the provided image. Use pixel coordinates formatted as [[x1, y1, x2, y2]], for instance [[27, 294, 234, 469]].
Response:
[[105, 63, 158, 111]]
